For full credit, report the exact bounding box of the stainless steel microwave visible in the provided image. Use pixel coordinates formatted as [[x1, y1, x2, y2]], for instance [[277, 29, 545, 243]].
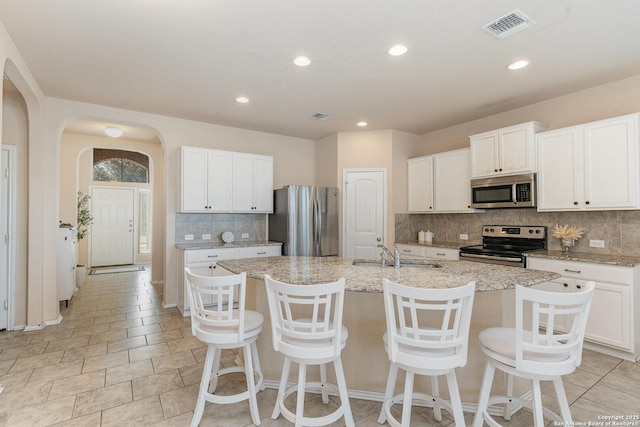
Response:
[[470, 173, 536, 209]]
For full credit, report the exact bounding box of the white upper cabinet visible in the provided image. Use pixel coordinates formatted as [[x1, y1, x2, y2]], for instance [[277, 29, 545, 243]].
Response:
[[470, 121, 547, 178], [181, 147, 273, 213], [537, 113, 639, 211], [232, 153, 274, 213], [181, 147, 232, 212], [434, 148, 474, 212], [408, 156, 434, 212], [408, 148, 475, 213]]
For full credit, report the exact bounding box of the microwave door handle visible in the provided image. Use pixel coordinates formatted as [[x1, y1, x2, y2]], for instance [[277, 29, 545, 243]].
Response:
[[512, 183, 517, 204]]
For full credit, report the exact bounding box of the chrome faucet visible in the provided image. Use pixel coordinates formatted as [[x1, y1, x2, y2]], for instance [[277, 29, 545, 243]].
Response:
[[377, 244, 401, 268]]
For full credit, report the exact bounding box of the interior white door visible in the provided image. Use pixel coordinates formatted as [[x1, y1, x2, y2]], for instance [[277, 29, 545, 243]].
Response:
[[343, 170, 386, 259], [91, 187, 135, 267]]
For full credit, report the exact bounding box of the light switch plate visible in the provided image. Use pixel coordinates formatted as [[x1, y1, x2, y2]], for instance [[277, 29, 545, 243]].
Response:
[[184, 234, 194, 241], [589, 239, 605, 248], [241, 233, 249, 239], [460, 234, 469, 240], [202, 234, 211, 240]]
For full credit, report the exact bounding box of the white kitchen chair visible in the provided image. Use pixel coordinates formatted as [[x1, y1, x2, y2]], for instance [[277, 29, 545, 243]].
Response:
[[377, 279, 476, 427], [185, 268, 265, 427], [472, 281, 595, 427], [264, 274, 354, 427]]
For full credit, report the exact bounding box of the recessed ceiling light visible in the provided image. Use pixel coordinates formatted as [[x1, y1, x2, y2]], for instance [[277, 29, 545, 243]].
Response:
[[104, 127, 123, 138], [388, 45, 408, 56], [235, 96, 250, 103], [356, 121, 368, 127], [294, 56, 311, 67], [507, 60, 529, 70]]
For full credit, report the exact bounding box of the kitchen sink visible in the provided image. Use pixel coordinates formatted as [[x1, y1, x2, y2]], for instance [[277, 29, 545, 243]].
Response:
[[351, 259, 442, 268]]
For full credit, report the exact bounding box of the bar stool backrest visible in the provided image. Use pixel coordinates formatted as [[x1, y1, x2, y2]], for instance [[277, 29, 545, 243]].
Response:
[[185, 268, 248, 345], [383, 280, 476, 370], [515, 281, 595, 374], [264, 275, 345, 361]]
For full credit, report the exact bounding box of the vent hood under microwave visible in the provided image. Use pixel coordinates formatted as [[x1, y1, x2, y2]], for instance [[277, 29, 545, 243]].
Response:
[[470, 173, 536, 209]]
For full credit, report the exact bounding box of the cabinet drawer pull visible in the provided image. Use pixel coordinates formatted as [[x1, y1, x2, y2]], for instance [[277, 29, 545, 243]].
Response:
[[257, 252, 266, 255], [564, 268, 581, 273], [402, 249, 412, 253], [208, 255, 218, 258], [436, 252, 446, 256]]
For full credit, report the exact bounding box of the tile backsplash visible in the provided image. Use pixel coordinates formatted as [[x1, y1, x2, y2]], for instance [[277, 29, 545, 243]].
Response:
[[175, 213, 267, 244], [395, 209, 640, 256]]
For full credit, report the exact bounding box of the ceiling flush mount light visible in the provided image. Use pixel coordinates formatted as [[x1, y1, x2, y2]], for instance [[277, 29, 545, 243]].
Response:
[[507, 60, 529, 70], [294, 56, 311, 67], [356, 121, 368, 127], [388, 45, 408, 56], [235, 96, 250, 103], [104, 127, 123, 138]]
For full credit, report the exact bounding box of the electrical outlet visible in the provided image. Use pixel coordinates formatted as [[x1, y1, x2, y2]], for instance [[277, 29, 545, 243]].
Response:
[[242, 233, 249, 239], [589, 239, 605, 248], [460, 233, 469, 240], [202, 234, 211, 240], [184, 234, 194, 241]]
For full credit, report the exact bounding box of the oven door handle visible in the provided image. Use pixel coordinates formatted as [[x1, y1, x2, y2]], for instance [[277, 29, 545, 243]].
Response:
[[460, 253, 522, 262]]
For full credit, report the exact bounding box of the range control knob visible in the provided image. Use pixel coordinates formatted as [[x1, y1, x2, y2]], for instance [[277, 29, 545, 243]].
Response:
[[535, 229, 541, 234], [528, 229, 534, 234]]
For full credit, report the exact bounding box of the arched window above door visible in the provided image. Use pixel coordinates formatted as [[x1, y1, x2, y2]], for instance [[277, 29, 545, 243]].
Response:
[[93, 148, 149, 183]]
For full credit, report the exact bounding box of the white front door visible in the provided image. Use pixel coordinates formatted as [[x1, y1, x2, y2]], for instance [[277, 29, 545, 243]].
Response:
[[343, 169, 386, 259], [91, 187, 135, 267]]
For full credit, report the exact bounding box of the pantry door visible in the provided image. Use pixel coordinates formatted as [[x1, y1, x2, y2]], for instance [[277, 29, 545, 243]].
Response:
[[90, 187, 134, 267], [343, 169, 387, 259]]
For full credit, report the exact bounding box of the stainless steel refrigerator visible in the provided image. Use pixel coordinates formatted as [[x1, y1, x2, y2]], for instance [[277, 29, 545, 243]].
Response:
[[269, 185, 339, 256]]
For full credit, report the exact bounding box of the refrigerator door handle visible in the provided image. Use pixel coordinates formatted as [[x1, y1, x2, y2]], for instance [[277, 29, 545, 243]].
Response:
[[313, 195, 321, 254]]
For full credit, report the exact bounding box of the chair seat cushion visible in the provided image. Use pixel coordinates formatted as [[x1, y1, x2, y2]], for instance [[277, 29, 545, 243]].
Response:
[[479, 327, 570, 364]]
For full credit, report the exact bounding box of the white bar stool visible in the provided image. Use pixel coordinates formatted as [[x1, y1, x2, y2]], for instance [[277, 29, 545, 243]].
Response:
[[264, 274, 355, 427], [472, 281, 595, 427], [185, 268, 265, 427], [377, 279, 476, 427]]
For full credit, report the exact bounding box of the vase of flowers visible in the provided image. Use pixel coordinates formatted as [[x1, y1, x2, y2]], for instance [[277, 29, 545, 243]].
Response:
[[551, 224, 585, 253]]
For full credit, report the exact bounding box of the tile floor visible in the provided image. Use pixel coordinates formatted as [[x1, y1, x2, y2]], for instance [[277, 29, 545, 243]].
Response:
[[0, 266, 638, 426]]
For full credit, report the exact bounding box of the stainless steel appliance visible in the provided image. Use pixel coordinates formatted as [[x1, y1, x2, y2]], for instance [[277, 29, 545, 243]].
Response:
[[470, 173, 536, 209], [459, 225, 547, 267], [269, 185, 339, 256]]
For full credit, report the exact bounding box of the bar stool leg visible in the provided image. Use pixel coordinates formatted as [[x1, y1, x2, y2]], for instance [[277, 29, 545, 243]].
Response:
[[320, 363, 329, 404], [272, 358, 291, 420], [401, 371, 415, 426], [251, 342, 265, 391], [378, 363, 399, 424], [504, 373, 515, 420], [295, 363, 307, 427], [446, 371, 465, 427], [243, 345, 261, 426], [192, 346, 215, 427], [208, 347, 222, 393], [334, 358, 355, 427], [553, 377, 573, 424], [431, 376, 443, 422], [472, 362, 495, 427]]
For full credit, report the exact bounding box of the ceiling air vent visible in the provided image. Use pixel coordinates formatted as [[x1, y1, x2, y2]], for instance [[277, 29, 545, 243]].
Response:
[[482, 9, 535, 40], [311, 112, 333, 121]]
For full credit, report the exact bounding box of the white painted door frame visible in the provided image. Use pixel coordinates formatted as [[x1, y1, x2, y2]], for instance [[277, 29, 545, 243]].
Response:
[[1, 145, 17, 330], [342, 168, 387, 258]]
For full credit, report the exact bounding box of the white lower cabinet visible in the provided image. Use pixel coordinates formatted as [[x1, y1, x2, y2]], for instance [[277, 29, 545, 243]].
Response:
[[527, 257, 639, 360], [395, 244, 459, 261], [177, 245, 281, 315]]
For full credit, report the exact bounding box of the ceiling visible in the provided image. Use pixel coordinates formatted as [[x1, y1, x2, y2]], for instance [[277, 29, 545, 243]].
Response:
[[1, 1, 640, 141]]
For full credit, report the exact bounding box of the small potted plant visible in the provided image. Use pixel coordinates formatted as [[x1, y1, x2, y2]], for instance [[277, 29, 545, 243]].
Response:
[[551, 224, 585, 253], [76, 191, 93, 287]]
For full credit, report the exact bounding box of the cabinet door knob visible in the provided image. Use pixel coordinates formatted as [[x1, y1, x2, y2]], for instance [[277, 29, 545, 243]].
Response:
[[573, 201, 578, 205], [585, 201, 590, 205], [576, 284, 582, 289], [563, 283, 569, 287], [494, 169, 498, 172]]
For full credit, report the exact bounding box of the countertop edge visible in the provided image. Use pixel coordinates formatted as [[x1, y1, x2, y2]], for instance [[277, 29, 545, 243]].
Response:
[[176, 241, 283, 250], [526, 250, 640, 267]]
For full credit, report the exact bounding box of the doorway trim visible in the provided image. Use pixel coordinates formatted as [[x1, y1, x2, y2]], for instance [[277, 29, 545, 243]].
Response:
[[1, 145, 17, 330], [341, 168, 388, 258]]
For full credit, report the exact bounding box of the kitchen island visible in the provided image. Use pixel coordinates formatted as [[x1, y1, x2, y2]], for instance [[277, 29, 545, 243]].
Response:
[[217, 256, 560, 403]]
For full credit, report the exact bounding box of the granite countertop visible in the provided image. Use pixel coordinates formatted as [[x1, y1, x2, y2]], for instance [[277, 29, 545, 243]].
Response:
[[175, 240, 283, 250], [395, 240, 473, 250], [526, 250, 640, 267], [217, 256, 559, 293]]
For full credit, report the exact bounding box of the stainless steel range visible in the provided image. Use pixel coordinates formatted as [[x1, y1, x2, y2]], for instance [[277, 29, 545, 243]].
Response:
[[459, 225, 547, 267]]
